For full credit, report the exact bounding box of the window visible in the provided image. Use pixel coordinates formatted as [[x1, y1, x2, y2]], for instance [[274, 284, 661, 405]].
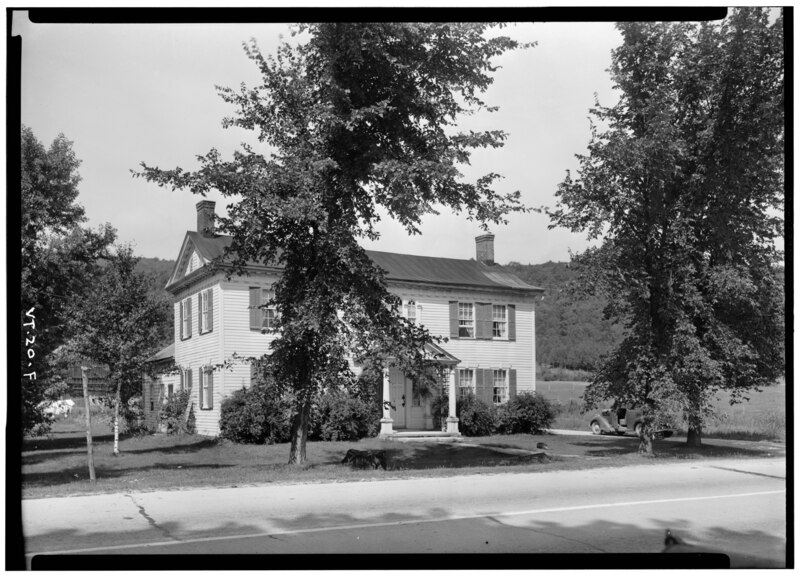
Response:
[[492, 305, 507, 339], [492, 369, 508, 405], [406, 300, 416, 324], [262, 290, 279, 330], [458, 303, 474, 338], [458, 369, 475, 398], [180, 298, 192, 340], [200, 367, 213, 410], [167, 383, 174, 397], [149, 383, 155, 411], [199, 289, 213, 334]]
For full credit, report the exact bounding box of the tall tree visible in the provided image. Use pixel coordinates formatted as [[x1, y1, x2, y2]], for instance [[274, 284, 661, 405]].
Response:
[[548, 10, 784, 454], [67, 246, 171, 455], [20, 125, 116, 434], [136, 23, 529, 464]]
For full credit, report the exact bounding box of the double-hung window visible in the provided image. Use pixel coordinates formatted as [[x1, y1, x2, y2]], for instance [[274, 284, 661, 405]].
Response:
[[250, 287, 279, 332], [200, 367, 213, 410], [180, 298, 192, 340], [199, 289, 213, 334], [406, 300, 417, 324], [458, 369, 475, 398], [458, 303, 474, 338], [262, 290, 279, 330], [492, 305, 507, 339], [492, 369, 508, 405]]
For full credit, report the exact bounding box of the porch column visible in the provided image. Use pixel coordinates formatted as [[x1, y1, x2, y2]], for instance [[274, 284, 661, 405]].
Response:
[[380, 367, 394, 437], [446, 366, 460, 434]]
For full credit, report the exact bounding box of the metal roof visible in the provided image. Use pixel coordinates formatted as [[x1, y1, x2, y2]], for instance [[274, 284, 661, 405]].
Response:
[[181, 232, 542, 293]]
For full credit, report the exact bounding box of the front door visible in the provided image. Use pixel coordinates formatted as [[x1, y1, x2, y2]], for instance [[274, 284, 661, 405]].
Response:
[[389, 370, 406, 428]]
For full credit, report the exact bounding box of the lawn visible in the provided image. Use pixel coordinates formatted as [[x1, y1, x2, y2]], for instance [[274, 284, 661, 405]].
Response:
[[539, 380, 787, 441], [20, 413, 784, 500]]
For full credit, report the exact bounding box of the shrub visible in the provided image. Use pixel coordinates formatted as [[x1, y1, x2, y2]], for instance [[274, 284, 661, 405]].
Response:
[[494, 392, 556, 434], [159, 390, 196, 435], [431, 392, 450, 431], [219, 384, 292, 444], [456, 394, 495, 437], [309, 389, 380, 441]]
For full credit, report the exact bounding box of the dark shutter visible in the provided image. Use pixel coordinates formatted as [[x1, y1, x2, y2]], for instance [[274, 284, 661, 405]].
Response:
[[198, 370, 203, 409], [179, 300, 184, 339], [186, 368, 192, 391], [476, 303, 492, 340], [186, 298, 192, 338], [198, 293, 203, 333], [508, 304, 516, 341], [250, 287, 261, 330], [449, 301, 459, 338], [180, 370, 184, 390], [475, 368, 491, 406], [250, 362, 257, 385], [207, 369, 214, 409], [509, 369, 517, 400], [207, 289, 214, 332]]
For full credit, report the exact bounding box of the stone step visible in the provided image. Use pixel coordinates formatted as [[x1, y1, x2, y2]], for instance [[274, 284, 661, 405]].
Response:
[[381, 431, 463, 443]]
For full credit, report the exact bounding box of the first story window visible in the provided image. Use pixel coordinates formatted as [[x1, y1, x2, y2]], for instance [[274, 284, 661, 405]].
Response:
[[167, 383, 174, 397], [492, 369, 508, 405], [458, 369, 475, 398], [200, 367, 214, 410], [458, 303, 474, 338]]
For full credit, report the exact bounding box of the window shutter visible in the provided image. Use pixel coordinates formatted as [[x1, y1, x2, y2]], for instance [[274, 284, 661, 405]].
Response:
[[187, 368, 192, 391], [509, 369, 517, 399], [198, 293, 203, 333], [179, 301, 184, 339], [250, 287, 261, 330], [449, 301, 459, 338], [186, 298, 192, 337], [475, 369, 491, 406], [207, 369, 214, 409], [476, 303, 492, 340], [207, 289, 214, 333], [250, 362, 257, 385], [180, 370, 184, 390], [508, 304, 516, 341]]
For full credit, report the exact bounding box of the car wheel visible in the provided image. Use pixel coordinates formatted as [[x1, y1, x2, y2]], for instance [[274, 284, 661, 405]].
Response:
[[590, 421, 602, 435], [634, 423, 643, 437]]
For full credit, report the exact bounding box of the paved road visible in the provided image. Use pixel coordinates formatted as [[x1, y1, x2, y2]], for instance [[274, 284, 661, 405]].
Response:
[[22, 456, 786, 567]]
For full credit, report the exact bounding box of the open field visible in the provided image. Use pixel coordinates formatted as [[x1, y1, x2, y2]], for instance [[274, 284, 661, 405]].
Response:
[[19, 415, 784, 499], [538, 380, 787, 441]]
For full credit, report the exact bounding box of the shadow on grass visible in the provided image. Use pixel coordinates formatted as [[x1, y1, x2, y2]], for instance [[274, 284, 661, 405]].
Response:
[[380, 443, 550, 471], [23, 462, 237, 488], [23, 433, 116, 452]]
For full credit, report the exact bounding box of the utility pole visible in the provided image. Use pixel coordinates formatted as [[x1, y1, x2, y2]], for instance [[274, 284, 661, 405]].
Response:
[[81, 366, 96, 483]]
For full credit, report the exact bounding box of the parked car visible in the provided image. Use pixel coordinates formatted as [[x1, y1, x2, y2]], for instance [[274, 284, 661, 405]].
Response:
[[589, 406, 673, 438]]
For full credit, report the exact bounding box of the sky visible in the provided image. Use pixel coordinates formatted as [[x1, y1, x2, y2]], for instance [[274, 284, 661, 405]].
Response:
[[15, 13, 626, 265]]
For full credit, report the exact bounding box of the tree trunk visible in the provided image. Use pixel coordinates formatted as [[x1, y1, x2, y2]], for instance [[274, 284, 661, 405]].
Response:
[[113, 385, 121, 456], [81, 367, 96, 483], [686, 425, 702, 446], [288, 397, 311, 465], [638, 428, 654, 456]]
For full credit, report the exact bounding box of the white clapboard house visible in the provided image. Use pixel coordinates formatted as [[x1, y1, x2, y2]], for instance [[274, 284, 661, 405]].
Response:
[[143, 201, 543, 437]]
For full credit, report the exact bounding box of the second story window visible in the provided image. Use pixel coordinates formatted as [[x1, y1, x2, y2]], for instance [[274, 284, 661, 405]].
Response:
[[458, 303, 474, 338], [406, 300, 416, 324], [492, 305, 507, 339], [262, 289, 279, 330], [250, 287, 279, 332], [180, 298, 192, 340], [199, 289, 213, 334]]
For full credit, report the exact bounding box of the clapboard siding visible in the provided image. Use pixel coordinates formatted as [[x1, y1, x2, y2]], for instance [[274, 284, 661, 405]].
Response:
[[173, 277, 223, 435], [388, 284, 536, 395]]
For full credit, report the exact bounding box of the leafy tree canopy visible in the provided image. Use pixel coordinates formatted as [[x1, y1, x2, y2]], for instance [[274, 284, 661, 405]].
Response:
[[20, 125, 116, 435], [136, 23, 530, 463], [547, 9, 785, 453]]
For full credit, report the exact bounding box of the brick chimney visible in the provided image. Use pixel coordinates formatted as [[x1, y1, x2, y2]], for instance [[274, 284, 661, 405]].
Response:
[[475, 234, 495, 265], [196, 200, 216, 238]]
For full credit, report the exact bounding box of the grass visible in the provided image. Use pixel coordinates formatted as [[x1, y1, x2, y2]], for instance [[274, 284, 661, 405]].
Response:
[[20, 413, 784, 500], [538, 380, 787, 441]]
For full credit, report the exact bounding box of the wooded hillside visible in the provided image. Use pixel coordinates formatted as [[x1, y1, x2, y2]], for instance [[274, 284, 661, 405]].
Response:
[[505, 261, 626, 371]]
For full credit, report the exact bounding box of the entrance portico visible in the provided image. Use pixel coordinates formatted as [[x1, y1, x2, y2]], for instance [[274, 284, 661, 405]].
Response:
[[379, 342, 461, 439]]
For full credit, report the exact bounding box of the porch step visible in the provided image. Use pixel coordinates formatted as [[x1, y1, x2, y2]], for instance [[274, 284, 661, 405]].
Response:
[[381, 431, 463, 443]]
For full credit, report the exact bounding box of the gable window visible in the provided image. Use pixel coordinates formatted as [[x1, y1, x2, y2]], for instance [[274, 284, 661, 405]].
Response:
[[180, 298, 192, 340], [458, 303, 474, 338], [199, 289, 214, 334], [200, 367, 213, 410], [458, 369, 475, 398], [492, 369, 508, 405], [492, 305, 507, 339]]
